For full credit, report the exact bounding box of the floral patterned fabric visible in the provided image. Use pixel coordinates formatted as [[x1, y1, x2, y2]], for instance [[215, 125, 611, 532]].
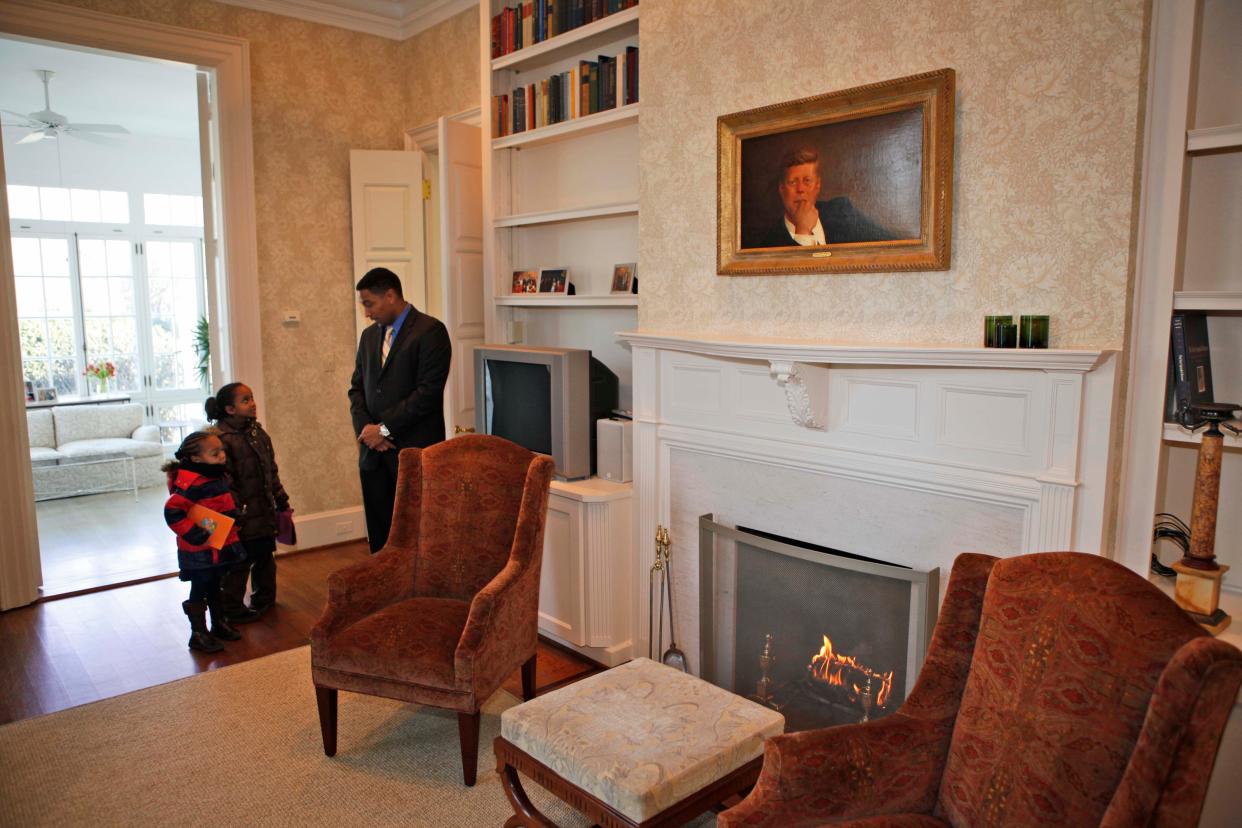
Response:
[[501, 658, 786, 823], [720, 552, 1242, 828], [310, 435, 555, 713]]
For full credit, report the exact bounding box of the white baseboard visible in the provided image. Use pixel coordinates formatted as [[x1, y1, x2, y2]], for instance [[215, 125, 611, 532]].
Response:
[[539, 630, 632, 668], [276, 505, 366, 554]]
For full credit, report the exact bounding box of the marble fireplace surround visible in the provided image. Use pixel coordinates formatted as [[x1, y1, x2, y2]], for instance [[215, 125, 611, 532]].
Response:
[[621, 330, 1118, 673]]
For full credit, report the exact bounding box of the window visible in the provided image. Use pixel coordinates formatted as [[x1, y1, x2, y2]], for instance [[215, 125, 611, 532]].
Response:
[[11, 171, 208, 451], [13, 236, 79, 396], [78, 238, 140, 392], [143, 192, 203, 227], [6, 185, 130, 224], [145, 240, 202, 390]]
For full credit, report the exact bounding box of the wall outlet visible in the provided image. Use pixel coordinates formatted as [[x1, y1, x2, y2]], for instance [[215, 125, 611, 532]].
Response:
[[335, 521, 352, 536]]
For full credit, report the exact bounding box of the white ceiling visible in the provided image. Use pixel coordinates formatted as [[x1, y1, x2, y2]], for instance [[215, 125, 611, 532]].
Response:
[[0, 37, 200, 141]]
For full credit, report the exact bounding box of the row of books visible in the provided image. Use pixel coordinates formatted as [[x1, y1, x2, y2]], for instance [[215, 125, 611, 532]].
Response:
[[491, 0, 638, 59], [1165, 312, 1214, 424], [491, 48, 638, 138]]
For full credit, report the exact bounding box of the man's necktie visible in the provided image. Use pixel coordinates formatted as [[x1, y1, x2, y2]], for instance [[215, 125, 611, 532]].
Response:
[[381, 325, 394, 364]]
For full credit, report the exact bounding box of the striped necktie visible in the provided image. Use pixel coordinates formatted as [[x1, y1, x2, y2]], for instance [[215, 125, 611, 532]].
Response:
[[381, 325, 394, 364]]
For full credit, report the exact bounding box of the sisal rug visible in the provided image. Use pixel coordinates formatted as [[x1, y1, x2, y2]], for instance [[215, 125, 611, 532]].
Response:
[[0, 647, 716, 827]]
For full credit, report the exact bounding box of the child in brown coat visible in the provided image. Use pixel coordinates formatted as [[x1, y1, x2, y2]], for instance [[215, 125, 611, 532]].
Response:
[[205, 382, 291, 622]]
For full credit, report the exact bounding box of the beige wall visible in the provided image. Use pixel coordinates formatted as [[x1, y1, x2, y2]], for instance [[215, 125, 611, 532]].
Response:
[[41, 0, 421, 514], [638, 0, 1148, 350], [404, 8, 479, 128]]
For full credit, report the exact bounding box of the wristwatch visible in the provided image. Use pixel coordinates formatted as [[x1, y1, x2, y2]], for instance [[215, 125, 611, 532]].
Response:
[[378, 423, 391, 438]]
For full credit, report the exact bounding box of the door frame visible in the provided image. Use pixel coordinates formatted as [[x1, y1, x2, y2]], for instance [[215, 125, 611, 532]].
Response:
[[0, 0, 262, 609]]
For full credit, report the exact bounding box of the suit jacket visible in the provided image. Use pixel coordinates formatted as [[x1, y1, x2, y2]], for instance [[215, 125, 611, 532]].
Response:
[[349, 307, 452, 470], [749, 196, 897, 248]]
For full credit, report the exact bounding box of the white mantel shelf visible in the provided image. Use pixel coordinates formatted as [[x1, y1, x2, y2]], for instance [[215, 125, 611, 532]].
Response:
[[619, 330, 1110, 373]]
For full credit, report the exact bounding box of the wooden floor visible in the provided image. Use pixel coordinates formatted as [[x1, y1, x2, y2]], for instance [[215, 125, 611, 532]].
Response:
[[36, 486, 173, 596], [0, 542, 603, 726]]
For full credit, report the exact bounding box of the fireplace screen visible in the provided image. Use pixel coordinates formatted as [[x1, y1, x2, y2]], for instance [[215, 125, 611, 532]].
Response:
[[698, 515, 938, 732]]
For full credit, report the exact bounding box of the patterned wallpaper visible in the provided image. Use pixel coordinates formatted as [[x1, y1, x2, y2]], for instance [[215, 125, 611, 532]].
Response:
[[638, 0, 1148, 349], [404, 8, 480, 129], [45, 0, 417, 514]]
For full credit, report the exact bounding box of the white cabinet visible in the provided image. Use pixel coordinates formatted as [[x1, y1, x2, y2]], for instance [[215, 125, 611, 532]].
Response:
[[538, 477, 633, 666]]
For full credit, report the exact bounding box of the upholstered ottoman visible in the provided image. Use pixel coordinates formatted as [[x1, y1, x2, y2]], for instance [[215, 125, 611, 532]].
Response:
[[495, 658, 785, 828]]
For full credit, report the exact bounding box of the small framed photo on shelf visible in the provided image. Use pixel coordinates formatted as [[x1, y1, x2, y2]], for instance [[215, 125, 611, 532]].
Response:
[[611, 263, 637, 294], [539, 268, 568, 294], [511, 270, 538, 293], [25, 381, 35, 402], [36, 387, 57, 403]]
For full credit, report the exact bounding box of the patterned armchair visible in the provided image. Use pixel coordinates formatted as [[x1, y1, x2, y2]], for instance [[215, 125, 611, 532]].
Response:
[[310, 435, 555, 786], [719, 552, 1242, 828]]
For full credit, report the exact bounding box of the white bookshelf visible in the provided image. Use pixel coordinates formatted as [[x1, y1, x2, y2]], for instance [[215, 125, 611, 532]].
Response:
[[491, 103, 640, 150], [1162, 422, 1242, 448], [496, 294, 638, 307], [1119, 0, 1242, 592], [491, 5, 638, 72], [1173, 291, 1242, 312], [494, 200, 638, 227], [481, 3, 642, 666], [1187, 123, 1242, 153], [481, 1, 640, 409]]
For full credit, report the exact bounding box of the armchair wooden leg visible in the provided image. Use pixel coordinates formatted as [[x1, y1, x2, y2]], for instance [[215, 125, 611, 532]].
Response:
[[315, 686, 338, 757], [458, 711, 481, 786], [521, 654, 537, 701]]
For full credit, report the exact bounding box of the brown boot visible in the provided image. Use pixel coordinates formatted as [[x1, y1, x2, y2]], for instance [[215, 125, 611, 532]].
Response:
[[182, 600, 223, 653], [220, 566, 260, 624], [206, 595, 242, 641]]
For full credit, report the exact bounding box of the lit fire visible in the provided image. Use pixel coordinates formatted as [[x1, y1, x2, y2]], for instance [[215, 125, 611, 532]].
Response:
[[807, 634, 893, 709]]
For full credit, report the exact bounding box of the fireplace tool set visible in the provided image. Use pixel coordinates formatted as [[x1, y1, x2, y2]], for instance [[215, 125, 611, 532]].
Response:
[[649, 525, 688, 671]]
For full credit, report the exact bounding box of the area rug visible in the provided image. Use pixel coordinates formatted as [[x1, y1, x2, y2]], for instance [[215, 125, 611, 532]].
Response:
[[0, 647, 715, 827]]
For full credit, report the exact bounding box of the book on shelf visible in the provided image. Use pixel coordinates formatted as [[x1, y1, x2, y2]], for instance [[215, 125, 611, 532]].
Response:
[[1165, 312, 1214, 424], [492, 46, 638, 137], [491, 0, 639, 59]]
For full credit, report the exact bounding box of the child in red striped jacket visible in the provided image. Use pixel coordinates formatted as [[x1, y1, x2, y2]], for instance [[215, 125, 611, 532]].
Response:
[[163, 430, 248, 653]]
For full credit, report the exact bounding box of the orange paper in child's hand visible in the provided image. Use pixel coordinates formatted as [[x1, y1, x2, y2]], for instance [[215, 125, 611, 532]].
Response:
[[187, 504, 234, 549]]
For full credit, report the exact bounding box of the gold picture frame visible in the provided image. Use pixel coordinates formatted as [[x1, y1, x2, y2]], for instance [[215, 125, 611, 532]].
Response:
[[717, 68, 955, 275]]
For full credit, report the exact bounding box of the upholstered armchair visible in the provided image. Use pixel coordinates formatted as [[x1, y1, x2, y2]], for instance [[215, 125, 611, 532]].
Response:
[[310, 435, 555, 786], [719, 552, 1242, 828]]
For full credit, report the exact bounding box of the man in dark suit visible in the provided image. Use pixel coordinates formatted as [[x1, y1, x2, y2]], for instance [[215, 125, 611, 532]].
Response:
[[749, 147, 896, 248], [349, 267, 452, 552]]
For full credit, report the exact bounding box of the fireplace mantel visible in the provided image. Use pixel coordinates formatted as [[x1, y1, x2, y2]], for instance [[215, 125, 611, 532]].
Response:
[[619, 330, 1109, 373], [622, 328, 1119, 670]]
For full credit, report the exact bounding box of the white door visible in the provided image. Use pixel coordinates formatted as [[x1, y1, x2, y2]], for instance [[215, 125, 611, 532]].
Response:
[[436, 119, 485, 436], [349, 150, 426, 339]]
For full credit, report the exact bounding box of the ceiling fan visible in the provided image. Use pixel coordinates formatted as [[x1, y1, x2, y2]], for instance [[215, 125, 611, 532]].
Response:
[[1, 69, 131, 145]]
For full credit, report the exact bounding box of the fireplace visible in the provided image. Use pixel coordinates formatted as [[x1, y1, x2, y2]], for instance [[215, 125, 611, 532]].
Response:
[[698, 515, 938, 731]]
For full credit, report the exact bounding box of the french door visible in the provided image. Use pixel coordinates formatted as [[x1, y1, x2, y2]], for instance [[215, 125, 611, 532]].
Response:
[[14, 230, 207, 443]]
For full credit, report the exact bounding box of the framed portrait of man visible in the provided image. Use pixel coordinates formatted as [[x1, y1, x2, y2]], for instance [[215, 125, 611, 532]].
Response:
[[717, 69, 955, 275]]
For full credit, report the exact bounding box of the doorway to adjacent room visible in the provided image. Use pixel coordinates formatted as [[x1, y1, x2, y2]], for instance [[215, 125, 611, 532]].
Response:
[[3, 36, 219, 595]]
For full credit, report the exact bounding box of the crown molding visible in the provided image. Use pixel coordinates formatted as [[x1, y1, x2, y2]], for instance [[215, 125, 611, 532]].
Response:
[[213, 0, 475, 41], [400, 0, 477, 38]]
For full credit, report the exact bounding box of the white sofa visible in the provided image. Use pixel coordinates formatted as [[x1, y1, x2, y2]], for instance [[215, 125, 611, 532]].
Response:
[[27, 404, 165, 499]]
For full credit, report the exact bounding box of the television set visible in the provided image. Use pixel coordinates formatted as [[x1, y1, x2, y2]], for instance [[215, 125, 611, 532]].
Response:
[[474, 344, 619, 480]]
